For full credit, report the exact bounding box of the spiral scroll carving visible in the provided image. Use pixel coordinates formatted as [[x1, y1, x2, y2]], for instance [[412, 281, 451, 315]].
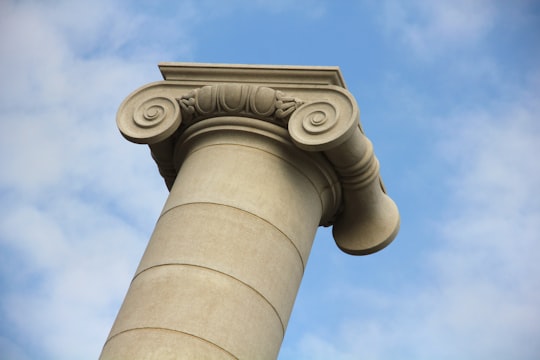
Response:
[[178, 84, 303, 126], [117, 95, 181, 144], [134, 97, 174, 128], [299, 101, 338, 135], [288, 100, 357, 152]]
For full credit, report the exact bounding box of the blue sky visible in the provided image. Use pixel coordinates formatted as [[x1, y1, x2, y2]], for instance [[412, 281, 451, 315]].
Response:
[[1, 0, 539, 359]]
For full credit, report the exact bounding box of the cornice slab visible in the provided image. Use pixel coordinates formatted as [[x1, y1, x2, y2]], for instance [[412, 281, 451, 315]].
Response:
[[159, 62, 346, 87]]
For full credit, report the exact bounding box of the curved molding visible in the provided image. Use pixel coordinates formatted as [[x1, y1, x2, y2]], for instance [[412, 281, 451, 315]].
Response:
[[288, 89, 399, 255], [328, 132, 400, 255]]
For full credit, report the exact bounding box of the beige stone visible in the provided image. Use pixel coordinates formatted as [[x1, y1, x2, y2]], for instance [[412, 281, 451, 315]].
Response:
[[101, 63, 400, 359]]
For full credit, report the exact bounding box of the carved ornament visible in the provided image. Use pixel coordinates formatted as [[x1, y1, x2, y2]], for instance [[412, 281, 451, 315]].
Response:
[[178, 84, 304, 125], [117, 84, 304, 144]]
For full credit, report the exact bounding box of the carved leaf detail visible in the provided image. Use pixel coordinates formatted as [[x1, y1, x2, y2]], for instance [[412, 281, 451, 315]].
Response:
[[177, 84, 303, 126]]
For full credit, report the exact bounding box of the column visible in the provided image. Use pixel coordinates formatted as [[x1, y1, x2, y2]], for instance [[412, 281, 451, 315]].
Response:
[[100, 63, 399, 359]]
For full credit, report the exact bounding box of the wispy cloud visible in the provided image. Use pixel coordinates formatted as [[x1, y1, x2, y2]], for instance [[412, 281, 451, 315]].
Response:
[[0, 0, 195, 358], [284, 42, 540, 360], [381, 0, 498, 59]]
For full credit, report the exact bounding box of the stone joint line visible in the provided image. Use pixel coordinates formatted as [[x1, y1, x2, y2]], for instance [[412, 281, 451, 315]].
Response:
[[103, 327, 238, 359], [133, 262, 286, 335], [180, 141, 329, 224], [159, 201, 306, 271]]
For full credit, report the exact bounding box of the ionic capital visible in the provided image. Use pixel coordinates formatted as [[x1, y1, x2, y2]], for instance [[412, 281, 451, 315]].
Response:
[[116, 63, 399, 255]]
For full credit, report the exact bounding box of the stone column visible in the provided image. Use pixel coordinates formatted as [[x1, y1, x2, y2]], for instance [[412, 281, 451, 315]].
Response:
[[100, 63, 399, 359]]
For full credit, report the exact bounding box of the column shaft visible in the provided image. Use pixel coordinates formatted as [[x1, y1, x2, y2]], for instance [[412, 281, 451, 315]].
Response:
[[100, 117, 340, 359]]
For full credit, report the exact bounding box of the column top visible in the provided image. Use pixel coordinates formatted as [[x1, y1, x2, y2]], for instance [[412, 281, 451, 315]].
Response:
[[159, 62, 347, 88], [117, 62, 399, 255]]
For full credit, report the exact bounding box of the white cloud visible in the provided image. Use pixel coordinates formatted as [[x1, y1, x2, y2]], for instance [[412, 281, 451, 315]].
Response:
[[381, 0, 498, 58], [0, 0, 195, 358], [0, 197, 150, 358]]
